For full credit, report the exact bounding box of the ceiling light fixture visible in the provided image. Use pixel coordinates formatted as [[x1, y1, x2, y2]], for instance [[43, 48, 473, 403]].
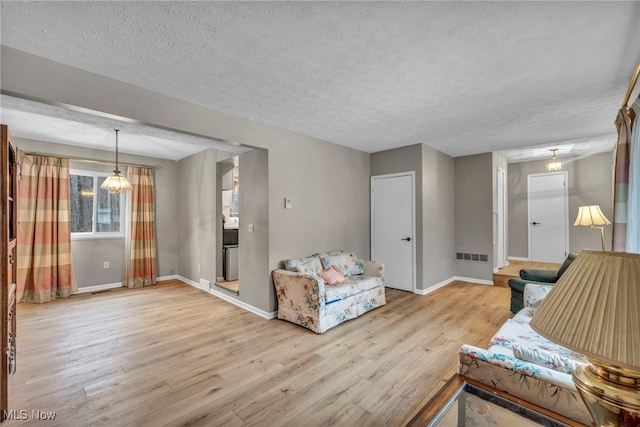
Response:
[[546, 148, 562, 171], [100, 129, 132, 195]]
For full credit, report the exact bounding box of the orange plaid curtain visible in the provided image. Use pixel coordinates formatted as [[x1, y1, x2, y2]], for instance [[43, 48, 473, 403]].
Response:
[[124, 166, 157, 288], [17, 154, 77, 303]]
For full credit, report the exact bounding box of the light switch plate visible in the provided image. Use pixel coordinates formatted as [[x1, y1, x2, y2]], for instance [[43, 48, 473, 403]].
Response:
[[248, 224, 254, 233], [285, 197, 292, 209]]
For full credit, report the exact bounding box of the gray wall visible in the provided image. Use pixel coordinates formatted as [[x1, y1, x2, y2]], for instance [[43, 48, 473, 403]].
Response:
[[371, 144, 455, 290], [2, 48, 371, 313], [13, 137, 179, 287], [178, 148, 233, 286], [422, 145, 455, 285], [238, 149, 270, 310], [454, 153, 494, 281], [508, 151, 614, 258]]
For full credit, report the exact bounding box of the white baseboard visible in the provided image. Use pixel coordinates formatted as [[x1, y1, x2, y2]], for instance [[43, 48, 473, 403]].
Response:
[[414, 274, 494, 295], [178, 275, 208, 291], [208, 288, 277, 320], [508, 256, 529, 262], [452, 276, 494, 286], [414, 277, 456, 295], [157, 274, 179, 282], [177, 276, 277, 320], [74, 282, 122, 294], [75, 275, 177, 294]]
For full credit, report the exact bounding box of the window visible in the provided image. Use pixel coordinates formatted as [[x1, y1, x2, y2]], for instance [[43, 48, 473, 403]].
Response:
[[70, 170, 124, 238]]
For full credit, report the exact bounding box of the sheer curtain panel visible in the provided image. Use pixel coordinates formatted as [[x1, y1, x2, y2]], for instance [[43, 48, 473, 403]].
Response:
[[626, 97, 640, 253]]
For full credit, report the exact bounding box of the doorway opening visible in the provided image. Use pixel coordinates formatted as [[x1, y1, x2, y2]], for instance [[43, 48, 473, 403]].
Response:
[[370, 172, 416, 293], [216, 156, 240, 295]]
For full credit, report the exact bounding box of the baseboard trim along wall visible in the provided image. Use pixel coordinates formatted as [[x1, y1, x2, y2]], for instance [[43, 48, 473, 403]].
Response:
[[453, 276, 494, 286], [74, 282, 123, 294], [178, 275, 277, 320], [415, 277, 456, 295], [508, 256, 529, 262], [74, 275, 180, 294], [208, 288, 277, 320], [414, 275, 493, 296]]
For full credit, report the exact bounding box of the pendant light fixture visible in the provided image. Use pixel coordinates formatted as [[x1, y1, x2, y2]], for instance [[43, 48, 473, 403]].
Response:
[[546, 148, 562, 171], [100, 129, 132, 194]]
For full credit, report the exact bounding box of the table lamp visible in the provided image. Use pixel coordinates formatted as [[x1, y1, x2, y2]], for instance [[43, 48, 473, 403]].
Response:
[[530, 250, 640, 426], [574, 205, 611, 250]]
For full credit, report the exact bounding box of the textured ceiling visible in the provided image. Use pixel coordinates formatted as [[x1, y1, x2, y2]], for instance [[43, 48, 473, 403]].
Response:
[[0, 95, 249, 161], [1, 1, 639, 162]]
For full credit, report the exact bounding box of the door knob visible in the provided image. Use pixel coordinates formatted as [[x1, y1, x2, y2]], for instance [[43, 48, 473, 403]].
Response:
[[401, 237, 411, 241], [532, 221, 540, 225]]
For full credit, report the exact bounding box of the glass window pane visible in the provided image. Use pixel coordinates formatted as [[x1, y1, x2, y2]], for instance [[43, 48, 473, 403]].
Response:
[[70, 175, 94, 233], [96, 176, 121, 233]]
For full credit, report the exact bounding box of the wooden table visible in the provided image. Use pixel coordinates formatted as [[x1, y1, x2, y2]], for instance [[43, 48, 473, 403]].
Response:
[[407, 374, 587, 427]]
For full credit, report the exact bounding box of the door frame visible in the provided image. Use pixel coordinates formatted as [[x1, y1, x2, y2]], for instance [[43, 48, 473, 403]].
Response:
[[495, 167, 507, 270], [370, 171, 416, 293], [527, 171, 569, 262]]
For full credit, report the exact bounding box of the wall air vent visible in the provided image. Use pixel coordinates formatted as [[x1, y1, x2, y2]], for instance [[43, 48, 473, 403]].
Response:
[[455, 252, 489, 263]]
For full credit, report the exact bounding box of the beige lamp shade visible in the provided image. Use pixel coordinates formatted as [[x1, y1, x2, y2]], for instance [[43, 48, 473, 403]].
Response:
[[530, 250, 640, 371], [573, 205, 611, 227]]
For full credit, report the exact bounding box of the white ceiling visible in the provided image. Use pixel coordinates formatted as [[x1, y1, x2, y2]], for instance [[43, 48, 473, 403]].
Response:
[[1, 1, 639, 162]]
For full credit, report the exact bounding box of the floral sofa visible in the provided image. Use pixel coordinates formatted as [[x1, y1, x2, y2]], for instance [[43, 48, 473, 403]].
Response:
[[272, 252, 386, 334], [459, 284, 593, 425]]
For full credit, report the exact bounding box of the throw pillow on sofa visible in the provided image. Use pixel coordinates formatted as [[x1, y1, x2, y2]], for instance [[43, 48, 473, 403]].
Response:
[[316, 265, 350, 285], [320, 252, 364, 276], [512, 344, 585, 375], [284, 255, 323, 275]]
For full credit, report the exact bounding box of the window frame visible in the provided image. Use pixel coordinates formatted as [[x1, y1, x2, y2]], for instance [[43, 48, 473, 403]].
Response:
[[69, 169, 126, 240]]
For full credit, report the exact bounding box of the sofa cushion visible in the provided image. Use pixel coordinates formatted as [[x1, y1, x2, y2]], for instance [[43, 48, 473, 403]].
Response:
[[325, 283, 356, 305], [284, 255, 322, 274], [316, 265, 349, 285], [320, 252, 364, 276], [490, 318, 588, 365], [349, 275, 382, 292], [324, 275, 383, 305], [512, 345, 585, 375]]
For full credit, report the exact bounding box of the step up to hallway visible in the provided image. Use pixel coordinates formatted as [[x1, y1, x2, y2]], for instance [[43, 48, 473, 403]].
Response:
[[493, 260, 562, 287]]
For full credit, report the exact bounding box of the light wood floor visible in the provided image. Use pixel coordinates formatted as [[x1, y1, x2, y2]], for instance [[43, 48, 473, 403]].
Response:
[[6, 279, 511, 426]]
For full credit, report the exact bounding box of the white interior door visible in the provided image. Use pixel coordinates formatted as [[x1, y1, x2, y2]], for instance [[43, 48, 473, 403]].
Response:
[[528, 172, 569, 263], [496, 168, 507, 269], [371, 172, 415, 292]]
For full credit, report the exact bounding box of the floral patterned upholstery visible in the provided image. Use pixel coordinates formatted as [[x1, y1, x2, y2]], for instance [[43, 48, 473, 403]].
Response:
[[272, 255, 386, 333], [459, 283, 593, 425]]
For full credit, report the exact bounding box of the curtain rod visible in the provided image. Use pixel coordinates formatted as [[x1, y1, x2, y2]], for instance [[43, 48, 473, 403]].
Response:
[[19, 150, 161, 170], [621, 59, 640, 108]]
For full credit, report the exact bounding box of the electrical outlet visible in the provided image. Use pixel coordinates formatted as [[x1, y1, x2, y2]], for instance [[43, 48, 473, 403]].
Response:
[[248, 224, 254, 233], [103, 261, 109, 269], [284, 197, 292, 209]]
